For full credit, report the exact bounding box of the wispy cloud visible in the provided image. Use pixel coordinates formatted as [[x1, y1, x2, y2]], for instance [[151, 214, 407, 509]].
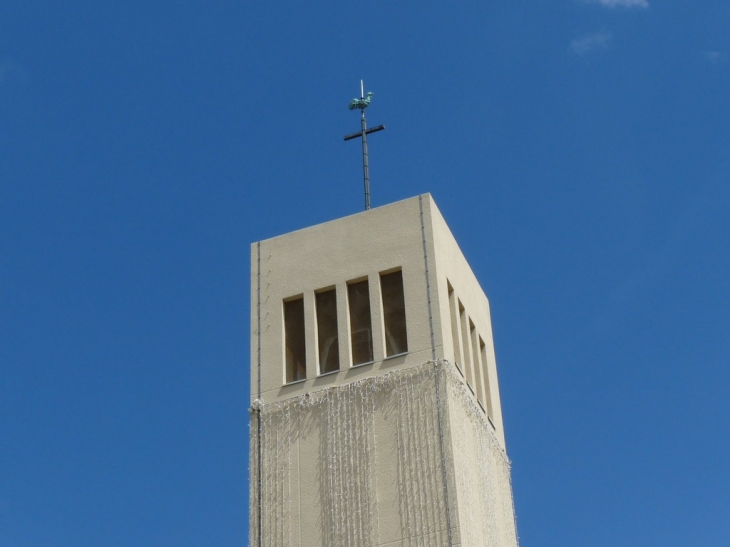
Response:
[[583, 0, 649, 8], [571, 31, 612, 56]]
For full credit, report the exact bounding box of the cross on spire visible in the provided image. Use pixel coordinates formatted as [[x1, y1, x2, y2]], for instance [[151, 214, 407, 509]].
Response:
[[344, 80, 385, 211]]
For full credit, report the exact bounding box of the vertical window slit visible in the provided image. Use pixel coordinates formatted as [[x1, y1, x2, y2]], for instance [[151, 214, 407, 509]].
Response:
[[348, 280, 373, 365], [284, 297, 306, 383], [480, 337, 494, 419], [459, 301, 473, 387], [316, 289, 340, 374], [448, 282, 462, 366], [470, 320, 485, 407], [380, 270, 408, 357]]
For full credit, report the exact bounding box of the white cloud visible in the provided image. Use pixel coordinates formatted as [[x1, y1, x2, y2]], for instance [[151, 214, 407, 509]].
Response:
[[571, 31, 612, 56], [585, 0, 649, 8], [703, 51, 722, 64]]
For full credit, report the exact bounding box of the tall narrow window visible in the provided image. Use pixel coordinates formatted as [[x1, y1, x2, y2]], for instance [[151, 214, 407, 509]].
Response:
[[348, 280, 373, 365], [380, 270, 408, 357], [316, 289, 340, 374], [480, 337, 494, 419], [448, 282, 462, 366], [470, 320, 485, 406], [459, 301, 473, 387], [284, 297, 306, 383]]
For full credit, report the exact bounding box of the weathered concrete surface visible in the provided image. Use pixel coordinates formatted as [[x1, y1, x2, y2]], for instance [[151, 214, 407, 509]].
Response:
[[249, 195, 518, 546]]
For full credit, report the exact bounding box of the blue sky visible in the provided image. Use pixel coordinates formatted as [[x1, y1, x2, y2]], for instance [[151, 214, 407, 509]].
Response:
[[1, 1, 729, 545]]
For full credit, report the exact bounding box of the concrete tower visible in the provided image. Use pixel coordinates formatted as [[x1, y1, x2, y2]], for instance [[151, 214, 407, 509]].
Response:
[[250, 194, 518, 547]]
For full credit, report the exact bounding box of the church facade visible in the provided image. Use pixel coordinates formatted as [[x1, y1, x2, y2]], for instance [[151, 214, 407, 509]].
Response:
[[249, 194, 518, 546]]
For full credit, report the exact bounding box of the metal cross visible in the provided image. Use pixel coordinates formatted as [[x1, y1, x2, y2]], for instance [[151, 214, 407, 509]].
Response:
[[344, 80, 385, 211]]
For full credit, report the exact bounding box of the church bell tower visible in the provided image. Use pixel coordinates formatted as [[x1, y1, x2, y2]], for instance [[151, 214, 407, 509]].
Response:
[[250, 194, 518, 546]]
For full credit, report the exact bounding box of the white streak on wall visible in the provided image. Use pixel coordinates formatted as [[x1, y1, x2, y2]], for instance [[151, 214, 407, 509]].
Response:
[[249, 362, 518, 546]]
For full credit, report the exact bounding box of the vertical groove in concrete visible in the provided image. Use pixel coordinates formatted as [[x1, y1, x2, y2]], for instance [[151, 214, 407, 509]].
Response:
[[256, 241, 263, 547], [418, 195, 436, 362], [420, 196, 453, 546]]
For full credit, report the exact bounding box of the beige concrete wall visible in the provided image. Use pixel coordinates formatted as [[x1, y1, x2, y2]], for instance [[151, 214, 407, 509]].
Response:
[[249, 195, 517, 546], [446, 366, 518, 547], [427, 198, 506, 449], [251, 195, 442, 405], [249, 362, 517, 547]]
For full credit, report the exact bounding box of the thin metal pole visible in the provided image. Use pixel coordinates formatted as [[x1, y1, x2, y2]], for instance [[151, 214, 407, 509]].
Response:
[[361, 110, 371, 210]]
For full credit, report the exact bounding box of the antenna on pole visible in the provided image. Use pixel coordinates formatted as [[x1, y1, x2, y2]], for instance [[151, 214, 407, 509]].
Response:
[[344, 80, 385, 211]]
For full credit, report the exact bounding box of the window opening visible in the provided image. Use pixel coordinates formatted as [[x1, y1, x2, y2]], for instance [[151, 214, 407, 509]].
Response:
[[315, 289, 340, 374], [380, 270, 408, 357], [284, 297, 306, 383], [480, 337, 494, 419], [448, 282, 462, 366], [470, 320, 485, 407], [459, 301, 473, 387], [348, 280, 374, 365]]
